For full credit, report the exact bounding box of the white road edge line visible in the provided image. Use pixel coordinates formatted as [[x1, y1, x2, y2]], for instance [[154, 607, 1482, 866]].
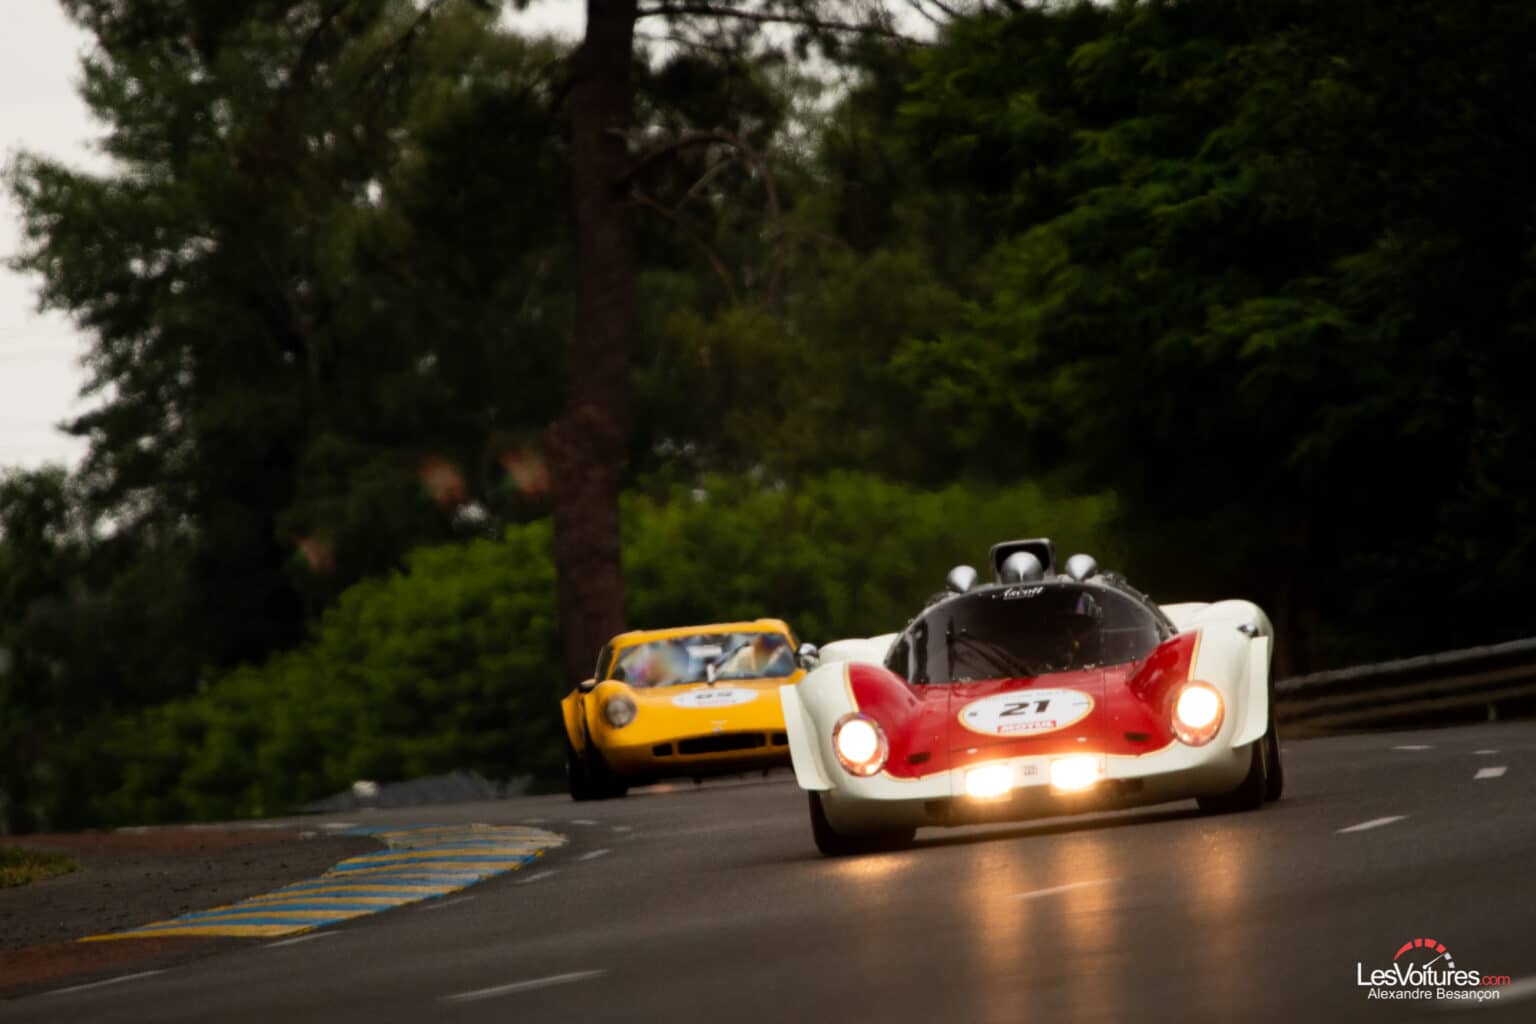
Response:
[[44, 970, 167, 997], [419, 895, 477, 911], [1015, 879, 1114, 900], [1474, 766, 1508, 780], [442, 969, 606, 1004], [515, 870, 555, 885], [578, 848, 612, 862], [1337, 816, 1407, 834], [265, 933, 333, 949], [1393, 744, 1434, 751]]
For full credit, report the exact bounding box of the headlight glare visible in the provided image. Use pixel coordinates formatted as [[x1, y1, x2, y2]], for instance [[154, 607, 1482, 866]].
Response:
[[964, 763, 1014, 799], [1049, 754, 1103, 792], [832, 713, 888, 777], [1172, 682, 1223, 746], [603, 694, 637, 729]]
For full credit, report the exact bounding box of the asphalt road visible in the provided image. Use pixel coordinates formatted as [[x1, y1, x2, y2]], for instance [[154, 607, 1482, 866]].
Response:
[[6, 721, 1536, 1023]]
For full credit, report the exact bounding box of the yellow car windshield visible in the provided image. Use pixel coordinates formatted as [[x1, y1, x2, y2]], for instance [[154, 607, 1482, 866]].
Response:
[[609, 632, 795, 687]]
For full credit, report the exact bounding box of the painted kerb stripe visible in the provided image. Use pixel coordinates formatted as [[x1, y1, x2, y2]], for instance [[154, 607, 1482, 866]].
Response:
[[81, 823, 566, 941]]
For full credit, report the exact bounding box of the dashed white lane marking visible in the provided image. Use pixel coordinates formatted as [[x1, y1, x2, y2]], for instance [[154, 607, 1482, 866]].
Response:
[[442, 969, 606, 1004], [1475, 749, 1500, 755], [1337, 816, 1407, 834], [611, 825, 633, 833], [578, 848, 612, 862], [419, 895, 477, 911], [515, 870, 555, 886], [1474, 766, 1508, 780], [522, 818, 547, 824], [1014, 879, 1114, 900], [44, 970, 167, 996], [322, 822, 358, 830], [265, 933, 333, 948], [1393, 744, 1434, 751], [569, 819, 599, 826]]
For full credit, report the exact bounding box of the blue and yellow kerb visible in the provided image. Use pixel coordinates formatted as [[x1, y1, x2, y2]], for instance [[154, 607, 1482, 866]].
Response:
[[82, 823, 565, 941]]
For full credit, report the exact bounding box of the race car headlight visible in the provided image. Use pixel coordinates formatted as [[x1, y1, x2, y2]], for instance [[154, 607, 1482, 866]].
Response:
[[602, 694, 637, 729], [832, 713, 888, 777], [1049, 754, 1102, 792], [964, 763, 1014, 799], [1172, 682, 1223, 746]]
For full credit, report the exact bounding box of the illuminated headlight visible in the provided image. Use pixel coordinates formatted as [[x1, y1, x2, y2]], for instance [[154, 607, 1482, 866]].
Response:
[[1172, 682, 1224, 746], [964, 763, 1014, 799], [832, 713, 888, 777], [1049, 755, 1102, 792], [602, 694, 637, 729]]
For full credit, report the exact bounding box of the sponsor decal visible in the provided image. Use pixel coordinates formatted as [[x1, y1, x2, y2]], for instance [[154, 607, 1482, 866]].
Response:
[[1356, 937, 1510, 1003], [1002, 586, 1044, 600], [958, 689, 1094, 737], [671, 687, 758, 709]]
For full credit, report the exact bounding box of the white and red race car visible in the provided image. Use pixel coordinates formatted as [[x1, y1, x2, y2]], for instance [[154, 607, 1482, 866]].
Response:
[[780, 539, 1283, 856]]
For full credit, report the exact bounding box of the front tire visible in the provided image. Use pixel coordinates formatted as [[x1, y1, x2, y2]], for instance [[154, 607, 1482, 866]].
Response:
[[807, 792, 915, 857], [567, 741, 628, 802], [1196, 740, 1267, 815]]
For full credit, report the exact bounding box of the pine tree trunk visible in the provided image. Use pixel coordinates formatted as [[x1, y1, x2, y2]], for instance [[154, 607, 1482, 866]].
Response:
[[547, 0, 638, 690]]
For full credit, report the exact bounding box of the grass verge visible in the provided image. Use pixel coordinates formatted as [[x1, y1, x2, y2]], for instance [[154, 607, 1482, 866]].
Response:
[[0, 847, 79, 888]]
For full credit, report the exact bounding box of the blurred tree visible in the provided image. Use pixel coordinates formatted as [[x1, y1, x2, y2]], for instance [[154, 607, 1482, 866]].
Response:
[[8, 2, 575, 668], [890, 0, 1536, 667], [546, 0, 1038, 689]]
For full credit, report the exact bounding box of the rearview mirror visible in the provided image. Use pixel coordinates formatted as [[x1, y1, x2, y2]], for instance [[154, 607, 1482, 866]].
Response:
[[797, 642, 820, 670], [577, 677, 598, 693]]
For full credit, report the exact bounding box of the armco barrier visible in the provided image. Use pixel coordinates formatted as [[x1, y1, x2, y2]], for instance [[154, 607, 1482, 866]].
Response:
[[1275, 636, 1536, 735]]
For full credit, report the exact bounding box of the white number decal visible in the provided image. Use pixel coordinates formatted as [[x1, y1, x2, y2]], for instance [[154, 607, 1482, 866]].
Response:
[[958, 689, 1094, 737]]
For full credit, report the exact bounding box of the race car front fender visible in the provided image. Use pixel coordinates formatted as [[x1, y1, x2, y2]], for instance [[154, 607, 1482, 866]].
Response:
[[781, 685, 833, 791]]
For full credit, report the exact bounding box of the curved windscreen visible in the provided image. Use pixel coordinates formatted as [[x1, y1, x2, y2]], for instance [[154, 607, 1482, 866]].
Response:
[[886, 584, 1167, 685], [607, 631, 795, 687]]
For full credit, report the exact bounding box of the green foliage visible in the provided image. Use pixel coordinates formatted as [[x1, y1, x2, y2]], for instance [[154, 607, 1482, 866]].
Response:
[[6, 2, 577, 670], [885, 0, 1536, 666], [0, 847, 79, 887], [95, 521, 561, 824], [88, 474, 1112, 825]]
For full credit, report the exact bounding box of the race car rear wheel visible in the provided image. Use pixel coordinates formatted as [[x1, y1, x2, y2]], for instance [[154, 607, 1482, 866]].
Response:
[[1195, 740, 1267, 815], [807, 792, 915, 857]]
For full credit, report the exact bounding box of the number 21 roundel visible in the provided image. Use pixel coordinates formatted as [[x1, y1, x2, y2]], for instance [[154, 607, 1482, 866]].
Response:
[[958, 689, 1094, 737]]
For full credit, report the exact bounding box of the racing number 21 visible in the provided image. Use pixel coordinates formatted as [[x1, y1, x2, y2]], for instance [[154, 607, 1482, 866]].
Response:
[[1001, 700, 1051, 717]]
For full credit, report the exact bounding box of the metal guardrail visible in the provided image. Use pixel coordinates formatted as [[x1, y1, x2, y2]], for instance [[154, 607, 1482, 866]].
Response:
[[1275, 636, 1536, 735]]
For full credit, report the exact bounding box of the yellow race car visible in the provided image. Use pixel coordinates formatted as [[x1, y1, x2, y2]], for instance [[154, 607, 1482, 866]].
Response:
[[560, 619, 815, 801]]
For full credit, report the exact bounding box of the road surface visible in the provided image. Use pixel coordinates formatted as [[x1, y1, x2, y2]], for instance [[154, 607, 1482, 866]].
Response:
[[6, 722, 1536, 1022]]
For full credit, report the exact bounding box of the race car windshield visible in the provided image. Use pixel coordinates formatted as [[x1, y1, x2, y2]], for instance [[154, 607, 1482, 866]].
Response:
[[889, 585, 1166, 685], [607, 632, 795, 687]]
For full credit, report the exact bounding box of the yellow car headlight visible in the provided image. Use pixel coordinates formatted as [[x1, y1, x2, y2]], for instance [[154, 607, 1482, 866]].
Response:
[[603, 694, 637, 729]]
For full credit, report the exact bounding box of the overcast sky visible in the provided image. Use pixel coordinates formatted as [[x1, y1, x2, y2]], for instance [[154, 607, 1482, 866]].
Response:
[[0, 0, 584, 472]]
